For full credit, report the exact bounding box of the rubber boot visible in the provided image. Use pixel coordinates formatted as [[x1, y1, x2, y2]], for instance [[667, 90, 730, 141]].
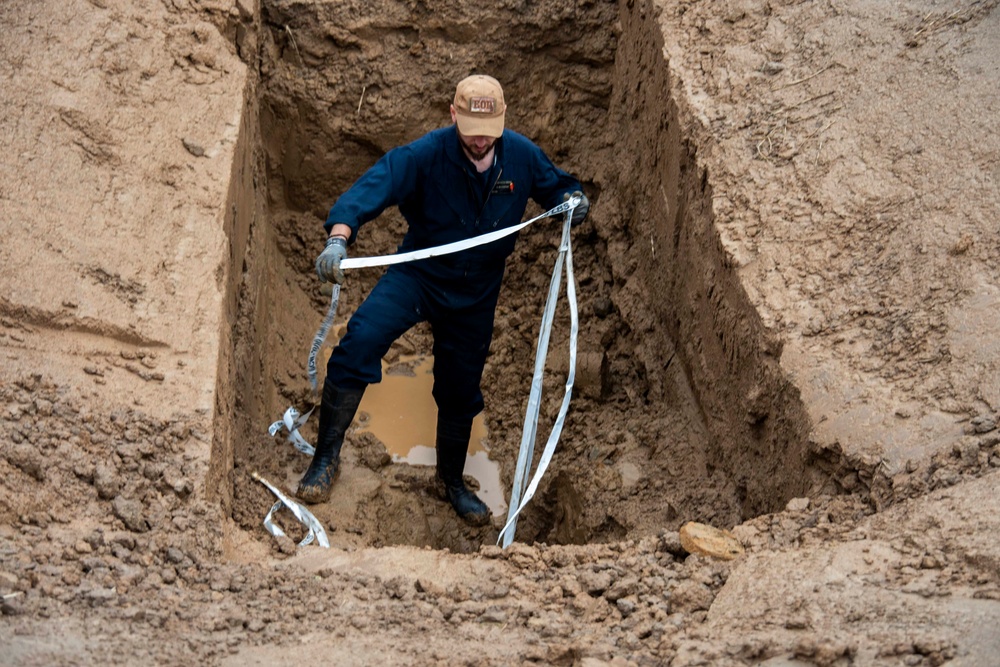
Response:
[[436, 416, 490, 526], [296, 383, 365, 504]]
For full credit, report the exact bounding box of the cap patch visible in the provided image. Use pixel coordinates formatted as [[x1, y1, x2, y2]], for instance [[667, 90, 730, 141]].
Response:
[[469, 96, 496, 114]]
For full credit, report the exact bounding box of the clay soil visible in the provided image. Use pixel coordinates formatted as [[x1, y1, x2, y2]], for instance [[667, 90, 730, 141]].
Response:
[[2, 0, 1000, 665]]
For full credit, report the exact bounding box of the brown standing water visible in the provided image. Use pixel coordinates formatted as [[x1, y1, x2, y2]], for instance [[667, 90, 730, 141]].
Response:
[[355, 355, 506, 517]]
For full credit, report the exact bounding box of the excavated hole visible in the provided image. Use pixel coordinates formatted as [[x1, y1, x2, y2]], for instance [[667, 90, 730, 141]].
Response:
[[226, 0, 831, 554]]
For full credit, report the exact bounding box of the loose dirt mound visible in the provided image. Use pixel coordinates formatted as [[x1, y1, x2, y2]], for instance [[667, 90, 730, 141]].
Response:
[[2, 0, 1000, 665]]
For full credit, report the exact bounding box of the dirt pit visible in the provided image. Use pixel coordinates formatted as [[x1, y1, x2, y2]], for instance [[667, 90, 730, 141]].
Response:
[[223, 0, 839, 555], [7, 0, 1000, 663]]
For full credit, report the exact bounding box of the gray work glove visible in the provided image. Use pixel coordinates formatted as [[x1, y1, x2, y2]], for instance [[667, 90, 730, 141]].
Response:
[[563, 190, 590, 227], [316, 236, 348, 284]]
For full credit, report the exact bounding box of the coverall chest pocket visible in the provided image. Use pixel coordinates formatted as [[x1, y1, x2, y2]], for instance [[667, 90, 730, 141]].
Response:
[[423, 179, 475, 232], [481, 191, 523, 229]]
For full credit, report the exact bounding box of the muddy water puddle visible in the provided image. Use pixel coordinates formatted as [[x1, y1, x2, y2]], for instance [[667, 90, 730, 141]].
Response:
[[355, 356, 507, 517]]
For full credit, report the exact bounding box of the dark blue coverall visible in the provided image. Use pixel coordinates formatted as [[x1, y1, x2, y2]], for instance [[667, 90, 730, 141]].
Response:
[[324, 125, 581, 422]]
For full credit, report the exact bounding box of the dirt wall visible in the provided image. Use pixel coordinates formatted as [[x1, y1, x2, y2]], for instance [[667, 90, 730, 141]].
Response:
[[605, 0, 819, 517], [208, 4, 267, 516]]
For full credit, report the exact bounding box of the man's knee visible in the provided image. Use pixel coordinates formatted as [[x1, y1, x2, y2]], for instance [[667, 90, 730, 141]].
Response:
[[433, 379, 485, 421]]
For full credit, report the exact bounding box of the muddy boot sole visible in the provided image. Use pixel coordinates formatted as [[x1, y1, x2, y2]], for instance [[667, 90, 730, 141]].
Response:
[[456, 506, 491, 527], [295, 459, 339, 504], [439, 479, 490, 526]]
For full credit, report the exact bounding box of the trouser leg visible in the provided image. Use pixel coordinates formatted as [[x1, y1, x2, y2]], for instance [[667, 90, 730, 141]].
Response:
[[430, 294, 498, 526], [429, 290, 497, 422], [436, 414, 490, 526], [328, 268, 426, 389], [298, 269, 425, 504]]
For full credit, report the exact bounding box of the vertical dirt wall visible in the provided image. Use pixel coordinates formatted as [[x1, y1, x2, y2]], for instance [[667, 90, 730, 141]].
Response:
[[606, 0, 816, 517], [208, 4, 273, 517]]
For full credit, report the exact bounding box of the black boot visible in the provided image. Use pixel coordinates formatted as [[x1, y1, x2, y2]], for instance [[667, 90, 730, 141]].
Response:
[[436, 416, 490, 526], [296, 382, 365, 504]]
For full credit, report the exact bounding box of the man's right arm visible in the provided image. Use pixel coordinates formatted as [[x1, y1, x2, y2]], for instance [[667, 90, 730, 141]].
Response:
[[327, 223, 352, 241], [324, 144, 421, 244]]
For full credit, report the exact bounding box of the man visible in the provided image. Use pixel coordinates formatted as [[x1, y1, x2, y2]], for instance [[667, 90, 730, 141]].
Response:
[[298, 74, 589, 526]]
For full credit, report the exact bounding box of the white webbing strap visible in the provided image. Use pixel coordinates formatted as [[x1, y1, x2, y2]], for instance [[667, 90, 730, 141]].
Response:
[[307, 284, 341, 393], [268, 406, 316, 456], [498, 208, 577, 547], [304, 198, 579, 393], [252, 472, 330, 548], [339, 198, 579, 270]]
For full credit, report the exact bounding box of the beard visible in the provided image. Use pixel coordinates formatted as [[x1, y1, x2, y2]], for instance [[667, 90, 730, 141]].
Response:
[[460, 135, 496, 161]]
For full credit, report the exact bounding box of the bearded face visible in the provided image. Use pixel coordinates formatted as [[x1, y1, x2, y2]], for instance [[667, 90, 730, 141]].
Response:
[[458, 132, 496, 162]]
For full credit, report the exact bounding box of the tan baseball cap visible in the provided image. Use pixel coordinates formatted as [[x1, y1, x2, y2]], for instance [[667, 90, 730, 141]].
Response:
[[453, 74, 506, 138]]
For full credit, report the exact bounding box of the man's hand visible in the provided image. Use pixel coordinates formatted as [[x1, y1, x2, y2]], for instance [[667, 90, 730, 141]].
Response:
[[564, 190, 590, 227], [316, 236, 348, 284]]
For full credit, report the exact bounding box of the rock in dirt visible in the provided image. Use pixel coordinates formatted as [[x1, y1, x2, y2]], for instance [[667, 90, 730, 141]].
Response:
[[659, 531, 687, 558], [970, 415, 997, 434], [670, 579, 714, 613], [274, 535, 297, 555], [4, 444, 45, 481], [1, 597, 25, 616], [786, 497, 810, 512], [354, 431, 391, 471], [94, 463, 121, 499], [182, 138, 206, 157], [112, 496, 150, 533], [0, 571, 21, 592], [679, 522, 744, 561], [160, 466, 192, 498]]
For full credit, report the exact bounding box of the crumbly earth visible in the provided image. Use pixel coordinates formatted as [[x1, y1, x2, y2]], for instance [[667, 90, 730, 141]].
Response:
[[2, 0, 1000, 665]]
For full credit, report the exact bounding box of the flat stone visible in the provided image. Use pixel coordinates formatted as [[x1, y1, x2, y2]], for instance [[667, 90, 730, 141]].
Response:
[[679, 522, 744, 561], [786, 497, 810, 512]]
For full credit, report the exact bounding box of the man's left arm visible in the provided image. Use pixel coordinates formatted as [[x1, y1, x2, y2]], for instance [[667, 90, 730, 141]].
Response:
[[528, 146, 589, 227]]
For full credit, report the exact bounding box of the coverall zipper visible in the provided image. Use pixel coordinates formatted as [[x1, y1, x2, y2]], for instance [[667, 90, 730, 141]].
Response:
[[469, 165, 503, 229], [464, 166, 504, 278], [484, 167, 503, 228]]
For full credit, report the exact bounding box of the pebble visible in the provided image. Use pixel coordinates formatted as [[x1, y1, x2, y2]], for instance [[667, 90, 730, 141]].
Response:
[[579, 570, 614, 596], [5, 444, 45, 481], [94, 463, 121, 500], [1, 599, 24, 616], [669, 580, 714, 613], [616, 597, 637, 616], [479, 608, 507, 624], [679, 522, 744, 560], [593, 296, 614, 318], [182, 138, 206, 157], [112, 496, 149, 533], [786, 497, 810, 512], [971, 416, 996, 434], [604, 577, 638, 602]]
